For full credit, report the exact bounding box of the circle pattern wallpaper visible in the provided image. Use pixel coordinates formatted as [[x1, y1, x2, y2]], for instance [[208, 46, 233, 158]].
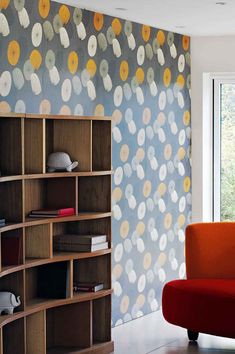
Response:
[[0, 0, 191, 326]]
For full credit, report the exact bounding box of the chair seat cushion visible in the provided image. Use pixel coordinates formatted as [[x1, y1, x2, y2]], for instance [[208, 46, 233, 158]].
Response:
[[162, 279, 235, 338]]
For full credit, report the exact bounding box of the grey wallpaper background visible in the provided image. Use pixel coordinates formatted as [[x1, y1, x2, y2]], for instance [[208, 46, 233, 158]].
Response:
[[0, 0, 191, 325]]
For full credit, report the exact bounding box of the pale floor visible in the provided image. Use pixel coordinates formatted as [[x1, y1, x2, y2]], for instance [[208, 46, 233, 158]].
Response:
[[112, 310, 235, 354]]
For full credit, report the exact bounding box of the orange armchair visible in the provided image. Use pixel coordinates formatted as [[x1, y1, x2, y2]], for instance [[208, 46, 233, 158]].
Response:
[[162, 222, 235, 341]]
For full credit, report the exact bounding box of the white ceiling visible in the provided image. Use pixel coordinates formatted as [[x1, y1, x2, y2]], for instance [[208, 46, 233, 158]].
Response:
[[53, 0, 235, 36]]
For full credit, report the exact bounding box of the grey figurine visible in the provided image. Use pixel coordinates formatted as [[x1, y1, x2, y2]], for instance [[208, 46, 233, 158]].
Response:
[[47, 152, 78, 172]]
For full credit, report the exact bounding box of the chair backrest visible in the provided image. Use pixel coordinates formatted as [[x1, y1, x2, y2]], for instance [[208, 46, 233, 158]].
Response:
[[186, 222, 235, 279]]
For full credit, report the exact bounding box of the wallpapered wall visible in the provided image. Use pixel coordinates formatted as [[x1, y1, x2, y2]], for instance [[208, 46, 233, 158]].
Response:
[[0, 0, 191, 325]]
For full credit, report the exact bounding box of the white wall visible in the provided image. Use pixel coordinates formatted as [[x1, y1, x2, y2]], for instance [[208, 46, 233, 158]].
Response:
[[191, 36, 235, 221]]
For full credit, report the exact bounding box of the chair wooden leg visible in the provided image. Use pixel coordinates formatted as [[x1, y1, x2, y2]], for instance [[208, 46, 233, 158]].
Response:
[[187, 329, 199, 341]]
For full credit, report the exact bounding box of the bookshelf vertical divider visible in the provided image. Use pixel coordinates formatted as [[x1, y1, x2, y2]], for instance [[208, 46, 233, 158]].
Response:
[[0, 113, 113, 354]]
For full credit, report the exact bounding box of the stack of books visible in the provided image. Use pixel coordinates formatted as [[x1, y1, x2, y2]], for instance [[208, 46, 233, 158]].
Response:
[[28, 208, 75, 218], [73, 282, 104, 293], [54, 234, 108, 252], [0, 217, 5, 227]]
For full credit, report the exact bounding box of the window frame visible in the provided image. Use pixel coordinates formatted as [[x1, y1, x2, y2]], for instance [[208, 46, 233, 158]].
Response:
[[213, 77, 235, 221]]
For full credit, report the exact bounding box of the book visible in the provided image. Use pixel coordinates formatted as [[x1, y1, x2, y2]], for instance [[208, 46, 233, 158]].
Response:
[[30, 208, 75, 216], [73, 282, 104, 292], [0, 217, 6, 227], [29, 214, 72, 218], [29, 208, 75, 218], [55, 234, 107, 245], [1, 235, 21, 266], [55, 241, 108, 252]]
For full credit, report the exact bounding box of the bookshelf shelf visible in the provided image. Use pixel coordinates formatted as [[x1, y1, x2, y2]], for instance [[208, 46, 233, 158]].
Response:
[[0, 171, 113, 183], [0, 249, 112, 279], [0, 113, 113, 354], [0, 212, 112, 233]]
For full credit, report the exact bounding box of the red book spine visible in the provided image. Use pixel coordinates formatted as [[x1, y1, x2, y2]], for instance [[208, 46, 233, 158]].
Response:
[[58, 208, 75, 216]]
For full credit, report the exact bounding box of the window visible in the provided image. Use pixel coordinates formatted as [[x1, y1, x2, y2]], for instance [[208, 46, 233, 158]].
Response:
[[213, 79, 235, 221]]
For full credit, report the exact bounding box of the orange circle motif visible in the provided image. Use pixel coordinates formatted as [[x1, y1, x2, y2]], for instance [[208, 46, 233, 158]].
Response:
[[177, 74, 185, 88], [182, 35, 190, 51], [59, 5, 70, 24], [0, 0, 10, 9], [157, 30, 165, 46], [163, 67, 171, 87], [30, 50, 42, 70], [68, 51, 78, 74], [86, 59, 97, 78], [183, 176, 191, 193], [112, 18, 122, 35], [120, 61, 129, 81], [183, 110, 190, 126], [38, 0, 50, 19], [142, 25, 151, 42], [136, 67, 145, 84], [94, 13, 104, 31], [7, 40, 20, 66]]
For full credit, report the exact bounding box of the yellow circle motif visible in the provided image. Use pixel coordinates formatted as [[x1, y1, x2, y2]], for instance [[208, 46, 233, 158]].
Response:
[[112, 264, 123, 280], [143, 252, 152, 270], [178, 214, 186, 228], [120, 295, 130, 314], [120, 144, 129, 162], [38, 0, 50, 18], [183, 176, 191, 193], [136, 294, 145, 308], [112, 187, 122, 202], [68, 51, 78, 74], [157, 30, 165, 46], [142, 25, 151, 42], [120, 220, 130, 239], [94, 104, 104, 116], [183, 110, 190, 126], [86, 59, 97, 78], [178, 147, 186, 160], [157, 252, 167, 267], [157, 112, 166, 125], [60, 105, 71, 115], [136, 222, 145, 236], [164, 213, 172, 229], [30, 50, 42, 70], [0, 101, 11, 113], [158, 183, 166, 196], [163, 67, 171, 87], [120, 60, 129, 81], [143, 180, 152, 198], [112, 18, 122, 35], [136, 67, 145, 84], [94, 13, 104, 31], [164, 144, 172, 160], [59, 5, 70, 24], [7, 40, 20, 66], [112, 109, 122, 125], [177, 74, 185, 88]]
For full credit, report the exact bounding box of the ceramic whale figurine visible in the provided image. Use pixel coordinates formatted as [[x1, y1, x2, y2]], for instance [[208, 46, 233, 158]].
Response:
[[0, 292, 21, 315], [47, 152, 78, 172]]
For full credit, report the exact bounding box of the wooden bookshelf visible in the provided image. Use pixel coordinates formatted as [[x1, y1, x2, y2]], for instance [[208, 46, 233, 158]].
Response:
[[0, 114, 113, 354]]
